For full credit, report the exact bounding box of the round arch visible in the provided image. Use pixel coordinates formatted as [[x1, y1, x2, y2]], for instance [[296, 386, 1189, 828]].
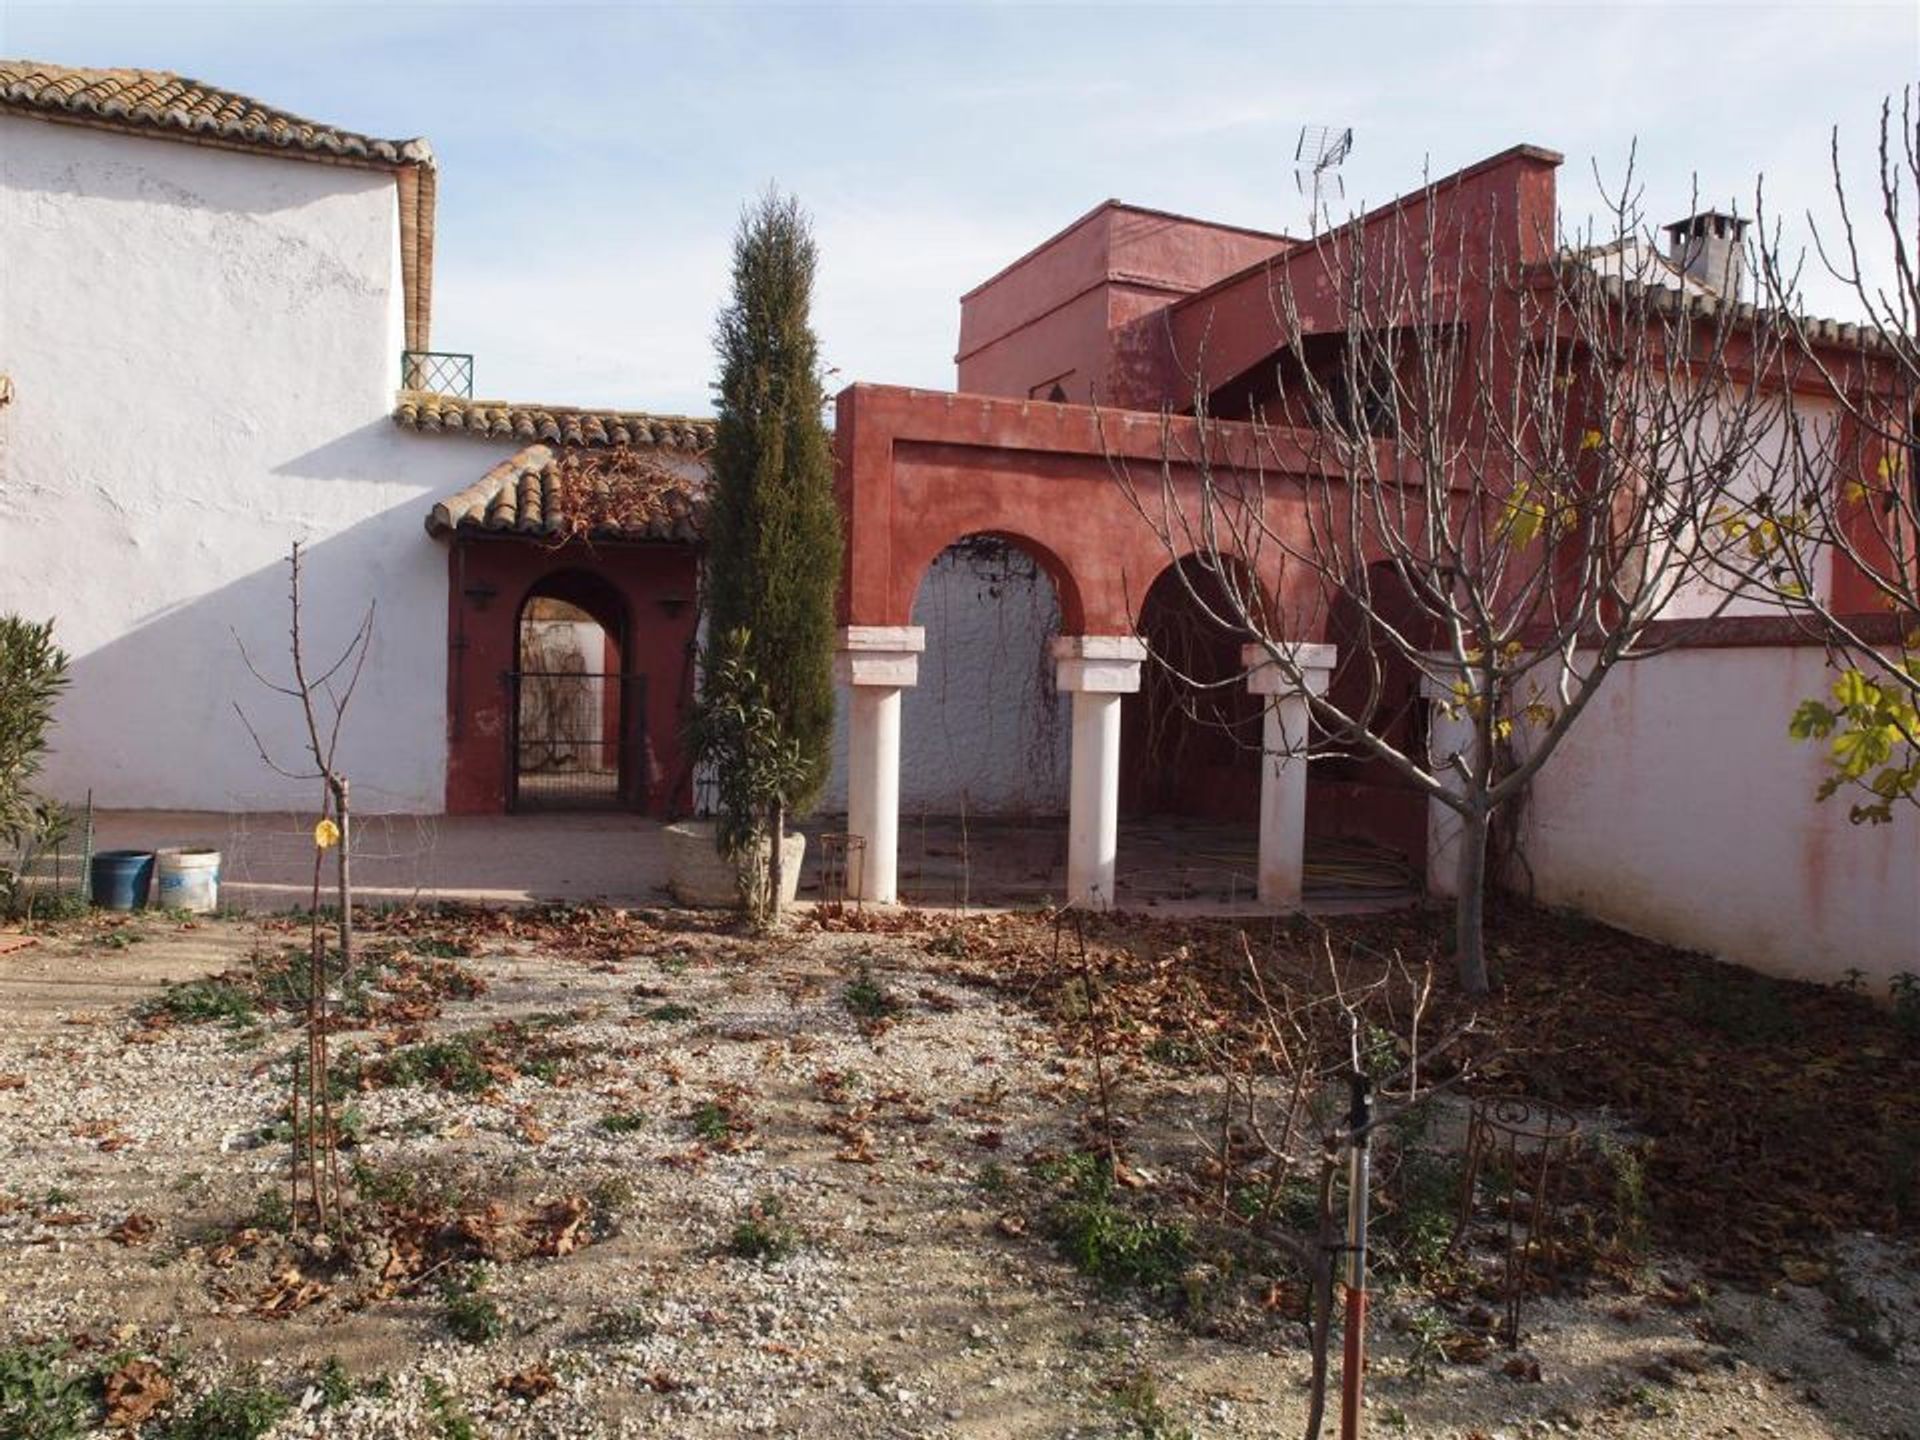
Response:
[[512, 567, 635, 812], [895, 527, 1087, 637]]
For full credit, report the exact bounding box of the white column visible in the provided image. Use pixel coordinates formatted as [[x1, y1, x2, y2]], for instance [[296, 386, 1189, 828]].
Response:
[[1418, 656, 1484, 899], [1051, 636, 1147, 909], [1242, 642, 1337, 909], [834, 625, 924, 904]]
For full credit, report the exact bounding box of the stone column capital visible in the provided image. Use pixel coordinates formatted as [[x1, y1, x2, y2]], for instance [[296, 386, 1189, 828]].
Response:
[[835, 625, 925, 687], [1241, 641, 1337, 697], [1052, 634, 1147, 694]]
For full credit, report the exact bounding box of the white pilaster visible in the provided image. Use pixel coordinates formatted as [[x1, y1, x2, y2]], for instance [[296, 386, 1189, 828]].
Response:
[[1242, 642, 1338, 908], [1052, 635, 1147, 909], [1418, 656, 1485, 899], [834, 626, 924, 904]]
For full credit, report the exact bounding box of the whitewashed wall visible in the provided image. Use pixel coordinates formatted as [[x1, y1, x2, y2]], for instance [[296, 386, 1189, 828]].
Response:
[[825, 539, 1070, 818], [1519, 644, 1919, 987], [0, 117, 515, 813]]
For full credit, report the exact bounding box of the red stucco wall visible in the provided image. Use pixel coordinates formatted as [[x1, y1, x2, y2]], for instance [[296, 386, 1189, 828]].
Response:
[[443, 537, 700, 815]]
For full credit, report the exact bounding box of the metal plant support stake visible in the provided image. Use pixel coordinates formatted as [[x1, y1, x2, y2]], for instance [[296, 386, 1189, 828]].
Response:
[[1452, 1094, 1579, 1346], [1340, 1069, 1373, 1440]]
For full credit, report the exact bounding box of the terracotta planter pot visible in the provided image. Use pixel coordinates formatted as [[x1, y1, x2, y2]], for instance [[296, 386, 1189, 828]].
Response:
[[664, 820, 805, 910]]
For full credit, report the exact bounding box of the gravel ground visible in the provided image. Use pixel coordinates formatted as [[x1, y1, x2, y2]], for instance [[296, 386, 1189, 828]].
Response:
[[0, 911, 1914, 1438]]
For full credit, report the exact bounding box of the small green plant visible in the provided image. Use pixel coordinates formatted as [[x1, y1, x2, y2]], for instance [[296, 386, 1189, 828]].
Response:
[[584, 1305, 656, 1344], [727, 1195, 801, 1262], [167, 1376, 291, 1440], [690, 1100, 738, 1143], [974, 1161, 1011, 1197], [99, 930, 144, 951], [1144, 1035, 1198, 1068], [1379, 1150, 1461, 1283], [842, 962, 898, 1022], [441, 1268, 505, 1345], [148, 979, 257, 1027], [1594, 1135, 1651, 1259], [1044, 1153, 1190, 1296], [378, 1034, 495, 1094], [597, 1110, 647, 1136], [1402, 1307, 1451, 1385], [0, 1342, 93, 1440], [422, 1377, 478, 1440], [315, 1357, 353, 1409], [644, 1002, 698, 1023], [1103, 1367, 1194, 1439], [248, 1186, 293, 1234], [1891, 973, 1920, 1039], [409, 936, 471, 960]]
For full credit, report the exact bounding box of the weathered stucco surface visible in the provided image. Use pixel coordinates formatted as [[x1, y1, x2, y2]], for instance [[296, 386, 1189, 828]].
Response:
[[826, 539, 1070, 818], [1521, 645, 1919, 987], [0, 116, 513, 811]]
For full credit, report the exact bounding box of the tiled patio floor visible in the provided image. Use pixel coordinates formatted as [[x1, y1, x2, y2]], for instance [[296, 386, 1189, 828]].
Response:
[[74, 810, 1416, 915]]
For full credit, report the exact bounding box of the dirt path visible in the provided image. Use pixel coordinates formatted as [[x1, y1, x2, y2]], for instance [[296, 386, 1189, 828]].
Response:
[[0, 912, 1913, 1438]]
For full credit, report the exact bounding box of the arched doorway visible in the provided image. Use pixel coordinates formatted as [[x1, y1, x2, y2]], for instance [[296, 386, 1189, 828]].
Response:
[[510, 570, 638, 812], [1123, 554, 1263, 822]]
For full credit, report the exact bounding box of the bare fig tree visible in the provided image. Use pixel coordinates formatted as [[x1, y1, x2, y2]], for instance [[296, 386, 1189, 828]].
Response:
[[1111, 162, 1805, 994], [1722, 90, 1920, 823], [234, 542, 374, 1232]]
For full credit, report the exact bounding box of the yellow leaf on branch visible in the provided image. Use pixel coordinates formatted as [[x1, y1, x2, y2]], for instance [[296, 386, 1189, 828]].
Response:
[[313, 818, 341, 850]]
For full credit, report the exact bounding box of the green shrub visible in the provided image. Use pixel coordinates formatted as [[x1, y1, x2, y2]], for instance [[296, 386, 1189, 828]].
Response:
[[0, 616, 70, 910], [166, 1377, 289, 1440], [149, 979, 257, 1027], [727, 1196, 801, 1262], [842, 962, 898, 1021], [597, 1110, 646, 1136], [1045, 1155, 1190, 1295], [0, 1342, 93, 1440], [441, 1268, 504, 1344]]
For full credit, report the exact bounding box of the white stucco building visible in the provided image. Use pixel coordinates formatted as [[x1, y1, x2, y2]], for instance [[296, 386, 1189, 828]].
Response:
[[0, 61, 711, 818]]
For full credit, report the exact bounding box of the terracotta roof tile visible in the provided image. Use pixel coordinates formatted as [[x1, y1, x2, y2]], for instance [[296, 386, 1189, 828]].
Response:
[[394, 391, 715, 453], [0, 58, 432, 166], [425, 443, 705, 545]]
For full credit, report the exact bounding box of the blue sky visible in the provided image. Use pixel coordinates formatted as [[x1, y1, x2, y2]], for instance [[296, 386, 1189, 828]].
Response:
[[7, 2, 1915, 415]]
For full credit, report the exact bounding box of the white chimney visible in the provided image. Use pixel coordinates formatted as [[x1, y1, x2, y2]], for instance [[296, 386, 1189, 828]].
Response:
[[1663, 210, 1749, 301]]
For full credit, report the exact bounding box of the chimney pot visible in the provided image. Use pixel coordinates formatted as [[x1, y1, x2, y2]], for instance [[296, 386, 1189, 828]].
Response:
[[1664, 208, 1749, 301]]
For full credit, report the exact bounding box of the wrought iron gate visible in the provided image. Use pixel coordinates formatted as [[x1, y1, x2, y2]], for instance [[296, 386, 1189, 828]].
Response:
[[507, 671, 646, 812]]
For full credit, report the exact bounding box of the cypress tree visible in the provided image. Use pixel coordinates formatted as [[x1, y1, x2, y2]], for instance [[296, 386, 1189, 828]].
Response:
[[700, 190, 842, 905]]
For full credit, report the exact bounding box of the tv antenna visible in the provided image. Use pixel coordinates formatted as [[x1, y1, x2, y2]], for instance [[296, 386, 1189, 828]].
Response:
[[1295, 124, 1354, 213]]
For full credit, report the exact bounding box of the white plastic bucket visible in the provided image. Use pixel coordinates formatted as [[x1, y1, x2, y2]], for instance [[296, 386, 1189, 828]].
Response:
[[155, 847, 222, 914]]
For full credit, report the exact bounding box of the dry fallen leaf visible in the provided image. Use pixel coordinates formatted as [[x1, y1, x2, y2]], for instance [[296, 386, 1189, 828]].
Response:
[[103, 1359, 172, 1430], [255, 1266, 330, 1317], [499, 1364, 557, 1400], [0, 1074, 26, 1091], [110, 1213, 157, 1247], [526, 1195, 590, 1257]]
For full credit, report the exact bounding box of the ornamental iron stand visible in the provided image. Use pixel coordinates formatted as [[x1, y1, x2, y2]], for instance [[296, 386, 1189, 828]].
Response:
[[817, 832, 867, 915], [1451, 1094, 1579, 1347]]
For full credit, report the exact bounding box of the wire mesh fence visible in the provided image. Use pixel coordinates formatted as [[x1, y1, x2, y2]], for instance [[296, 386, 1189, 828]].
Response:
[[0, 795, 94, 918]]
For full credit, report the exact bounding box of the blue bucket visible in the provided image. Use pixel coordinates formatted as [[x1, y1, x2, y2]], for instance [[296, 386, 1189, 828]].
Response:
[[90, 850, 155, 911]]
